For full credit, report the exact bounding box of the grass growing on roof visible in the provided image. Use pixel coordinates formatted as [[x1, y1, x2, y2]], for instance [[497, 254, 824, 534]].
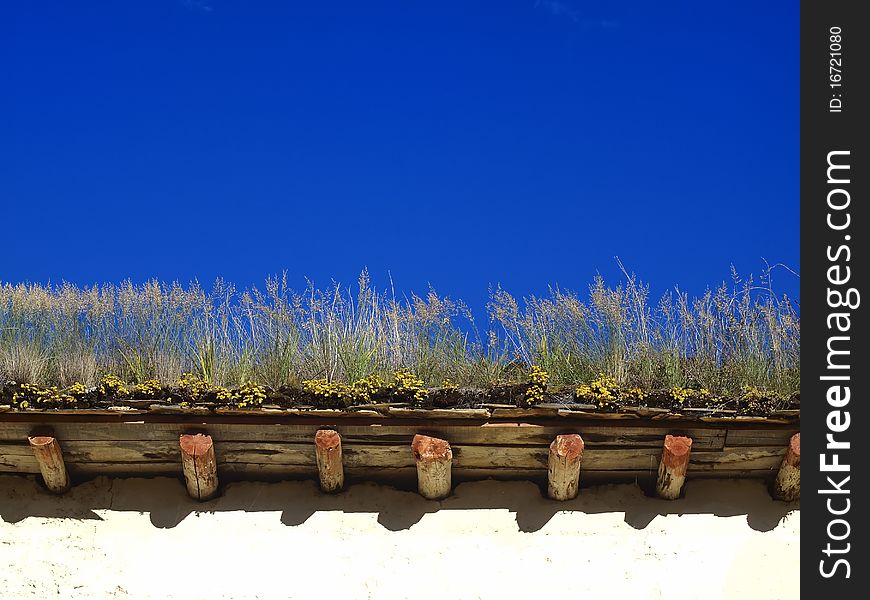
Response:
[[0, 268, 799, 399]]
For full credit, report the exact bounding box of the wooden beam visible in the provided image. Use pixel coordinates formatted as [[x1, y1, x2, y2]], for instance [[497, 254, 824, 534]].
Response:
[[773, 433, 800, 501], [656, 435, 692, 500], [28, 435, 70, 494], [314, 429, 344, 493], [0, 440, 789, 472], [411, 434, 452, 499], [179, 433, 219, 501], [547, 434, 584, 501], [0, 421, 733, 449]]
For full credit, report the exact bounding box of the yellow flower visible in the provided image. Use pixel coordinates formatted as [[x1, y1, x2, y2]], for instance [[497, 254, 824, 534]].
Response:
[[525, 366, 549, 405], [669, 387, 713, 403], [625, 387, 645, 401], [100, 374, 129, 398], [67, 382, 87, 397], [392, 369, 426, 404], [177, 373, 211, 400], [135, 379, 162, 397], [235, 382, 267, 409], [575, 374, 620, 408]]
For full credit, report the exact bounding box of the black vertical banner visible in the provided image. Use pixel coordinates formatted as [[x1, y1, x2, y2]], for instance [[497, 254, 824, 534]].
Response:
[[802, 0, 867, 595]]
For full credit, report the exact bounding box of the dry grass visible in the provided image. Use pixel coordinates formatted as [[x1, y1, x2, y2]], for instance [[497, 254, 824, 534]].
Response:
[[0, 268, 799, 396]]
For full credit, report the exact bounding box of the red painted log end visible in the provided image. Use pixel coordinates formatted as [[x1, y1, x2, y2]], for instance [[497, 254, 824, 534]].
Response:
[[412, 434, 452, 461], [28, 436, 56, 448], [550, 434, 585, 461], [663, 435, 693, 469], [179, 433, 213, 456], [786, 433, 800, 467], [315, 429, 341, 451]]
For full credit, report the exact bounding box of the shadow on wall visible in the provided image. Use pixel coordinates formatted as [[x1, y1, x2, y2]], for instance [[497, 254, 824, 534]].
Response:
[[0, 475, 797, 533]]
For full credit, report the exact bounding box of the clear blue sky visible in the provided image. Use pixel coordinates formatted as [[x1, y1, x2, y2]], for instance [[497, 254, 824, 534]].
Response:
[[1, 1, 799, 310]]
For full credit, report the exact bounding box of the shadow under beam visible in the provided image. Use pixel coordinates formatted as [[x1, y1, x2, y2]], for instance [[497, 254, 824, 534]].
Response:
[[0, 474, 798, 533]]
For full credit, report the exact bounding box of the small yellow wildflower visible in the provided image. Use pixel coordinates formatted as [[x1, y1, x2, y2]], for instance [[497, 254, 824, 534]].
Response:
[[392, 369, 426, 404], [350, 374, 384, 403], [214, 386, 233, 403], [135, 379, 163, 398], [100, 374, 129, 398], [12, 383, 77, 407], [624, 387, 646, 402], [575, 374, 620, 408], [525, 365, 549, 406], [669, 387, 712, 404], [67, 382, 87, 397], [235, 382, 267, 409], [670, 387, 691, 403], [177, 373, 211, 400]]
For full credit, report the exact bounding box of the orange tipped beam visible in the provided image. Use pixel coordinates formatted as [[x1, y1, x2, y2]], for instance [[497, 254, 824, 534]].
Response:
[[773, 433, 800, 501], [315, 429, 344, 493], [411, 434, 453, 499], [28, 435, 70, 494], [180, 433, 219, 501], [656, 435, 692, 499], [547, 434, 584, 500]]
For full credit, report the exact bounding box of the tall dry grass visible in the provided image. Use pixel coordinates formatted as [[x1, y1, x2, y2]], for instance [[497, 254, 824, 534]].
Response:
[[0, 268, 799, 396]]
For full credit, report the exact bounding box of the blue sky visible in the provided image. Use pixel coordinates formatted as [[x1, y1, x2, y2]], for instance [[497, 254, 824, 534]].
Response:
[[1, 1, 799, 310]]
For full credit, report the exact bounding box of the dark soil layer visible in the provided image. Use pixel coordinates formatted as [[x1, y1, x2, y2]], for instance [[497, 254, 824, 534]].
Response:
[[0, 382, 799, 418]]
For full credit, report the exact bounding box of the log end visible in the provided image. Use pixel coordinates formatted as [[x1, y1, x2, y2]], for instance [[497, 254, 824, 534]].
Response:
[[412, 434, 452, 461], [27, 435, 70, 494], [315, 429, 342, 451], [179, 433, 214, 456], [662, 435, 692, 467], [28, 436, 57, 448], [786, 433, 800, 467], [550, 434, 585, 461]]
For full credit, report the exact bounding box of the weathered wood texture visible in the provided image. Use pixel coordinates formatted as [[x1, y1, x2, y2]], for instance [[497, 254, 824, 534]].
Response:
[[0, 416, 797, 487], [724, 428, 798, 447], [179, 433, 219, 501], [773, 433, 800, 501], [656, 435, 692, 500], [314, 429, 344, 493], [547, 434, 584, 501], [0, 441, 788, 471], [0, 421, 732, 448], [28, 436, 70, 493], [411, 434, 452, 499]]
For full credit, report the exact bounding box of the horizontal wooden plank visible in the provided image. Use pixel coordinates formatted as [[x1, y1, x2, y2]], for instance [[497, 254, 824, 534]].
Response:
[[690, 447, 786, 471], [0, 421, 728, 450], [1, 441, 655, 471], [490, 408, 560, 418], [215, 464, 542, 483], [231, 465, 778, 483], [2, 436, 788, 476], [725, 428, 799, 447], [0, 444, 784, 481], [386, 408, 492, 419], [573, 427, 725, 450], [67, 462, 181, 476], [0, 453, 40, 473], [62, 462, 413, 481], [581, 469, 777, 483], [76, 440, 180, 463], [2, 441, 526, 469], [0, 442, 34, 457], [0, 441, 181, 464]]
